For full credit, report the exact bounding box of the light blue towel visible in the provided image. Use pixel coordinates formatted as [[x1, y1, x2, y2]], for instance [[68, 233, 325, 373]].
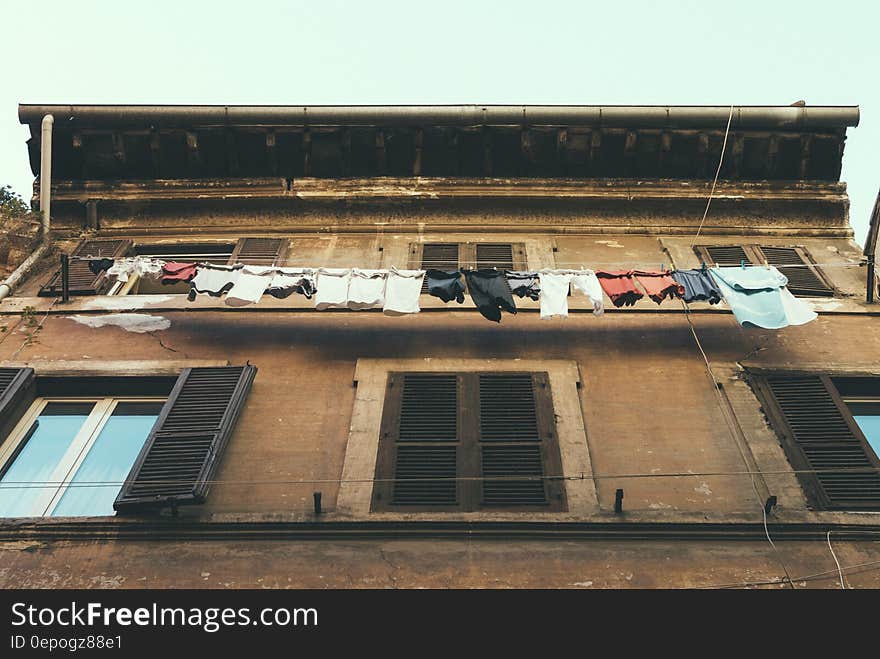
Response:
[[709, 266, 817, 329]]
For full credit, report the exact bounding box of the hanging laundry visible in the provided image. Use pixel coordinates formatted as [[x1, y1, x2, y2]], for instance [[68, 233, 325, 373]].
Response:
[[106, 256, 165, 283], [671, 268, 722, 304], [464, 269, 516, 322], [383, 268, 425, 315], [596, 270, 643, 307], [87, 258, 115, 276], [348, 269, 388, 310], [538, 271, 573, 319], [425, 269, 465, 304], [709, 266, 817, 329], [570, 270, 604, 316], [537, 270, 603, 319], [506, 271, 541, 301], [265, 269, 316, 300], [314, 268, 352, 310], [189, 264, 241, 300], [225, 265, 275, 307], [633, 270, 685, 304], [162, 262, 199, 285]]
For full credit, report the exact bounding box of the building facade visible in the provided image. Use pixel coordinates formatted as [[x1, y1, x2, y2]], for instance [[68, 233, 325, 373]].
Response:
[[1, 104, 878, 588]]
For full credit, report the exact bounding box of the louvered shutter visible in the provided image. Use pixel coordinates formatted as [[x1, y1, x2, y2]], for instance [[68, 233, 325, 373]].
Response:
[[477, 373, 563, 507], [756, 246, 833, 296], [39, 239, 133, 297], [374, 373, 460, 508], [475, 244, 515, 270], [415, 243, 461, 294], [701, 245, 753, 267], [0, 367, 36, 449], [759, 374, 880, 509], [114, 365, 257, 512], [228, 238, 287, 266]]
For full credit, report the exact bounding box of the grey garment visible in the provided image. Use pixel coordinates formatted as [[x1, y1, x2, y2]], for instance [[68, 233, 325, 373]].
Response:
[[505, 271, 540, 301], [672, 269, 722, 304]]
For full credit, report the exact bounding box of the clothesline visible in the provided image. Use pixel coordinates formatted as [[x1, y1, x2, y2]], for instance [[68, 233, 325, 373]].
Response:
[[66, 255, 866, 269], [69, 255, 821, 329]]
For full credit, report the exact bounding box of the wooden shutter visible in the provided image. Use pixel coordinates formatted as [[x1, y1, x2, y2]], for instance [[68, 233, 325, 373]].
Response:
[[39, 239, 133, 297], [114, 365, 257, 512], [477, 373, 564, 509], [696, 245, 754, 267], [755, 374, 880, 510], [228, 238, 288, 266], [755, 246, 834, 296], [373, 373, 461, 509], [0, 367, 36, 450], [372, 371, 565, 512], [413, 243, 461, 293], [475, 243, 517, 270]]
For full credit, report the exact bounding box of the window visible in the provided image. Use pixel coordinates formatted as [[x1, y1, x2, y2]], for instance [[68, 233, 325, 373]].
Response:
[[371, 372, 566, 512], [0, 365, 257, 516], [409, 242, 528, 293], [40, 237, 288, 297], [695, 244, 834, 296], [0, 398, 163, 517], [750, 373, 880, 510], [118, 243, 236, 294]]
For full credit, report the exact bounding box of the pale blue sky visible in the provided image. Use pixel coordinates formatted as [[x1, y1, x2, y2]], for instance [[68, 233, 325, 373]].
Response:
[[1, 0, 876, 244]]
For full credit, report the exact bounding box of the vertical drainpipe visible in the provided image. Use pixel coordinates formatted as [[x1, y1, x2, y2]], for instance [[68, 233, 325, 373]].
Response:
[[40, 114, 54, 236]]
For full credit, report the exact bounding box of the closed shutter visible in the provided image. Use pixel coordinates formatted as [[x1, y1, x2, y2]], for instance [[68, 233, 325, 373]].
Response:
[[0, 367, 36, 449], [228, 238, 288, 266], [476, 244, 514, 270], [114, 365, 257, 512], [372, 371, 565, 511], [39, 239, 133, 297], [700, 245, 753, 267], [373, 373, 460, 508], [478, 373, 562, 507], [758, 374, 880, 509], [414, 243, 461, 293], [756, 246, 834, 296]]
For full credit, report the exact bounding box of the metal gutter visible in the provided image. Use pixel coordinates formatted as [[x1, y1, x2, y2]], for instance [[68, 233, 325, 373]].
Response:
[[18, 104, 861, 129]]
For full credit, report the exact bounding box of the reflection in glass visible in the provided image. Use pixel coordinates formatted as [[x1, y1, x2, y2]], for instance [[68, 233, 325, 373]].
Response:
[[0, 403, 94, 517], [52, 402, 161, 517]]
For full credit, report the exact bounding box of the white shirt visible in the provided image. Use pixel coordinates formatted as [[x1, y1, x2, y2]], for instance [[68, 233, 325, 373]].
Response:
[[348, 269, 388, 310], [538, 269, 604, 319], [383, 268, 425, 315], [225, 265, 274, 307], [314, 268, 352, 310]]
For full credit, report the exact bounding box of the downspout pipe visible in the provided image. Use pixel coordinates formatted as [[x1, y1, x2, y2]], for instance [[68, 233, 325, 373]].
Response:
[[0, 241, 52, 302], [40, 114, 53, 237], [0, 114, 54, 303]]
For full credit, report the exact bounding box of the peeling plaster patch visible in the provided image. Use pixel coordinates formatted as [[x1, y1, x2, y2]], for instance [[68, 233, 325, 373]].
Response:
[[649, 502, 673, 510], [571, 581, 594, 587], [694, 482, 712, 496], [594, 240, 624, 248], [69, 314, 170, 333], [83, 295, 173, 311], [810, 300, 843, 312]]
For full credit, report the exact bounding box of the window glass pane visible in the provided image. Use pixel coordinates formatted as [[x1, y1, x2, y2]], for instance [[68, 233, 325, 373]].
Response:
[[0, 403, 94, 517], [51, 402, 162, 517], [846, 401, 880, 459]]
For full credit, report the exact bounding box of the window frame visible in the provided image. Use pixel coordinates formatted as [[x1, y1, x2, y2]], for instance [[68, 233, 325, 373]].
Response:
[[408, 242, 528, 272], [371, 371, 566, 513], [0, 396, 164, 517], [749, 372, 880, 510], [694, 243, 835, 296]]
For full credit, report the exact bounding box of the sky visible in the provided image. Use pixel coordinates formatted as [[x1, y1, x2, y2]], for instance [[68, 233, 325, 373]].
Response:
[[0, 0, 876, 244]]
